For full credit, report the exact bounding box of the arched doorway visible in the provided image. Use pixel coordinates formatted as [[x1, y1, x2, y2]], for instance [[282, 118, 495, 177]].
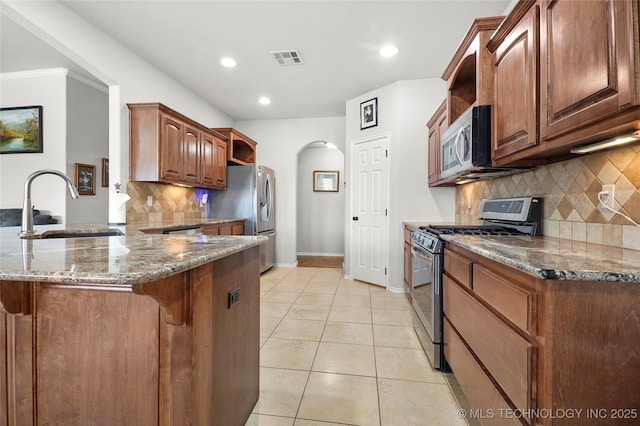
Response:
[[296, 141, 345, 267]]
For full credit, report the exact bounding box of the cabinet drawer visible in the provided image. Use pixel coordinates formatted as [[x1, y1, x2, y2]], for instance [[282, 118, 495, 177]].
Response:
[[444, 319, 523, 426], [200, 225, 219, 236], [444, 248, 472, 288], [473, 265, 536, 334], [232, 224, 244, 235], [444, 276, 534, 413]]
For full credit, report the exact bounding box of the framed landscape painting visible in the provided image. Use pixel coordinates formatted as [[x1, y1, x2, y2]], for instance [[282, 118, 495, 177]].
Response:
[[0, 106, 43, 154]]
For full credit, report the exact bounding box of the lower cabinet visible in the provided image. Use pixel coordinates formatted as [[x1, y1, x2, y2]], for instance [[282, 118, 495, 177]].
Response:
[[444, 319, 521, 426], [200, 220, 244, 236], [0, 248, 260, 425], [443, 243, 640, 426]]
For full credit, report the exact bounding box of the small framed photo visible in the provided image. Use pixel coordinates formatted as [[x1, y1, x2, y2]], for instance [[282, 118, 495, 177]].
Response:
[[0, 106, 43, 154], [75, 163, 96, 195], [101, 157, 109, 187], [360, 97, 378, 130], [313, 170, 339, 192]]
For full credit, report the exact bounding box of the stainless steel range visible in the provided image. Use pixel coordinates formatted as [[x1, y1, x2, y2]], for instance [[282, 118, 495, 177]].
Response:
[[410, 197, 542, 370]]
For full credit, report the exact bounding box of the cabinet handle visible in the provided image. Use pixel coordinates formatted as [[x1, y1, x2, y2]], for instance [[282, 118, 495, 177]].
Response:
[[352, 216, 359, 221]]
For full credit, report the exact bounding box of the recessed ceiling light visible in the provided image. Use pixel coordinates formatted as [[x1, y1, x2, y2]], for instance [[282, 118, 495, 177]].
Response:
[[258, 97, 271, 105], [220, 57, 237, 68], [379, 45, 399, 58]]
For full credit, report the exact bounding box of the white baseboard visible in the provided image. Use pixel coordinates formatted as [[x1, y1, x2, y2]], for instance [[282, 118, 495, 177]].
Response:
[[296, 252, 345, 257], [274, 262, 298, 268]]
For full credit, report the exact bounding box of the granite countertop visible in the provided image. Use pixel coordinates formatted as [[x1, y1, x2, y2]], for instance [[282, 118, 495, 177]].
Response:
[[0, 220, 264, 286], [441, 234, 640, 283]]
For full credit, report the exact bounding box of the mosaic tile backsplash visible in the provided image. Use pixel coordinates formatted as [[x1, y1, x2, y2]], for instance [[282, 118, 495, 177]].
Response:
[[126, 181, 207, 224], [455, 144, 640, 250]]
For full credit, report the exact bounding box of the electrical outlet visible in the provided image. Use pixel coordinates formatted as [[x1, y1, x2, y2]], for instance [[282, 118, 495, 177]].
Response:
[[228, 288, 240, 308], [599, 184, 615, 209], [147, 196, 153, 207]]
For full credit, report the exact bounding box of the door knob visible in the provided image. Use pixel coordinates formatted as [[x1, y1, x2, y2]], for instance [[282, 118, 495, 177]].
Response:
[[352, 216, 359, 221]]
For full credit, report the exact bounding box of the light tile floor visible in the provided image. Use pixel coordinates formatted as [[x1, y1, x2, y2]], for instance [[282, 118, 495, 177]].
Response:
[[246, 267, 470, 426]]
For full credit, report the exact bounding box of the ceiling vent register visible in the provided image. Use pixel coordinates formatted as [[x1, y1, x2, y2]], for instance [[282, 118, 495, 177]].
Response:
[[270, 50, 303, 65]]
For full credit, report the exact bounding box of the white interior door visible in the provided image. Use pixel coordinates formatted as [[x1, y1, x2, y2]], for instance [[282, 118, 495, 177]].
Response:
[[350, 135, 388, 287]]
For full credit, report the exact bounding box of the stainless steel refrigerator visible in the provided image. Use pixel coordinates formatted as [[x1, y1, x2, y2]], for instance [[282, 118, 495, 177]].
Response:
[[207, 164, 276, 273]]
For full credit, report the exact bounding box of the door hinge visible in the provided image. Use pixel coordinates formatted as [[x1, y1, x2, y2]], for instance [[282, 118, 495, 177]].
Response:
[[385, 267, 387, 275]]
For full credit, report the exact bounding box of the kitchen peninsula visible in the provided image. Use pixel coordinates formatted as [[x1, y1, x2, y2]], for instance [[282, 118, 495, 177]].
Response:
[[0, 221, 265, 425]]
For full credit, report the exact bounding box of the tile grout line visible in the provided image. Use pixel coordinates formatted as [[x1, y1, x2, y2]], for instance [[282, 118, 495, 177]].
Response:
[[291, 267, 339, 423]]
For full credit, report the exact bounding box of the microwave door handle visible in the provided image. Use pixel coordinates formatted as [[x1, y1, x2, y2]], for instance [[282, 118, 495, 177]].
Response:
[[453, 127, 465, 165]]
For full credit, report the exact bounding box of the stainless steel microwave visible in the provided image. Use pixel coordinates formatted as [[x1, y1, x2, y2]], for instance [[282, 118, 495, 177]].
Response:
[[439, 105, 533, 180], [440, 105, 492, 179]]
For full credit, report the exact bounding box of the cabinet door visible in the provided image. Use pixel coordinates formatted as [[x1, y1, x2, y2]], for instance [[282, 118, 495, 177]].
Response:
[[213, 138, 227, 188], [404, 242, 411, 286], [183, 124, 200, 185], [200, 132, 216, 187], [160, 114, 183, 181], [427, 101, 447, 186], [540, 0, 636, 141], [427, 126, 439, 185], [493, 4, 539, 163]]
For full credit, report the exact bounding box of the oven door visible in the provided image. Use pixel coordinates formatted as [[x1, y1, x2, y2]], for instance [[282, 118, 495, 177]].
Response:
[[410, 244, 444, 369]]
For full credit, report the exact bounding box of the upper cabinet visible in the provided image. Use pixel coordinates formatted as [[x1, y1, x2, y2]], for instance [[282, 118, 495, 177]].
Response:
[[428, 17, 502, 187], [201, 131, 227, 189], [487, 3, 540, 164], [427, 100, 453, 186], [212, 128, 257, 165], [129, 103, 227, 190], [441, 17, 504, 126], [488, 0, 640, 165]]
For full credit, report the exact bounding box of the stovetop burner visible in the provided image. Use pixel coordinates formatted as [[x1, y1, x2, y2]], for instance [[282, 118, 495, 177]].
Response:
[[411, 197, 543, 254], [418, 225, 527, 236]]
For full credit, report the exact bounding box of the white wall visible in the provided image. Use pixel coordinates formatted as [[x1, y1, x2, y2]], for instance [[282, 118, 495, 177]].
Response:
[[234, 117, 346, 267], [2, 1, 234, 223], [0, 70, 68, 221], [297, 146, 345, 256], [345, 78, 456, 292], [66, 73, 109, 224]]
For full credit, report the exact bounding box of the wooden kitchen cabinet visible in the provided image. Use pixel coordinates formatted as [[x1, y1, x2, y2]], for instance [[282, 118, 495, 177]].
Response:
[[487, 2, 540, 165], [0, 248, 260, 425], [212, 128, 257, 165], [443, 243, 640, 425], [488, 0, 640, 165], [201, 132, 227, 189], [442, 16, 504, 126], [129, 103, 228, 190], [539, 0, 637, 142], [200, 220, 244, 236], [404, 226, 412, 287], [427, 100, 454, 186]]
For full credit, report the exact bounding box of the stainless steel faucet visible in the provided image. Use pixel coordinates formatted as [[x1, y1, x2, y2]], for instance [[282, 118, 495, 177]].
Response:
[[20, 170, 80, 238]]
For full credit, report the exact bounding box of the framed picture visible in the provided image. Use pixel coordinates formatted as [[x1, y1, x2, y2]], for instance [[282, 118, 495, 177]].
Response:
[[313, 170, 339, 192], [0, 106, 43, 154], [75, 163, 96, 195], [360, 98, 378, 130], [101, 157, 109, 187]]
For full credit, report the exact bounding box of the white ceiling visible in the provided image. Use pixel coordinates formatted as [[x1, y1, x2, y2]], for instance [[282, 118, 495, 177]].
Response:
[[1, 0, 512, 121]]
